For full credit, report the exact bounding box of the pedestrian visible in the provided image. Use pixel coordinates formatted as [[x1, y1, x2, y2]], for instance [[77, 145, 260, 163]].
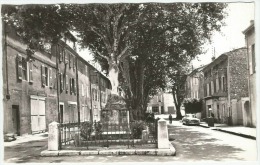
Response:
[[169, 114, 173, 124]]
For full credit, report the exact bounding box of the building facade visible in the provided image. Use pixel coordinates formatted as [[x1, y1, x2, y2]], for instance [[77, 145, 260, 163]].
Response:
[[2, 26, 111, 136], [243, 20, 256, 127], [147, 91, 175, 115], [184, 66, 205, 118], [203, 48, 248, 126]]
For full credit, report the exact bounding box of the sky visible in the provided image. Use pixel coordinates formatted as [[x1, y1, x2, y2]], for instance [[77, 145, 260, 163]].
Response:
[[192, 2, 255, 68]]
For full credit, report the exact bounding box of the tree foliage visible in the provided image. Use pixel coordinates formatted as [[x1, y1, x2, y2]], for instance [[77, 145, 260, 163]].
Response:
[[2, 3, 227, 120]]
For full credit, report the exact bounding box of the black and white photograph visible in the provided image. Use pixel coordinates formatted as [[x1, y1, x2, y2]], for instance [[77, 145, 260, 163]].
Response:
[[0, 0, 259, 164]]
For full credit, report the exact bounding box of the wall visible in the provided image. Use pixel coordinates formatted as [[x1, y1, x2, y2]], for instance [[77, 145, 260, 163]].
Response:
[[245, 26, 256, 127], [3, 31, 58, 135]]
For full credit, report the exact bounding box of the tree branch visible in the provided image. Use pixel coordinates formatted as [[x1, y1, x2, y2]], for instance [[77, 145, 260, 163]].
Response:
[[117, 46, 130, 63], [96, 50, 109, 61], [90, 26, 112, 54]]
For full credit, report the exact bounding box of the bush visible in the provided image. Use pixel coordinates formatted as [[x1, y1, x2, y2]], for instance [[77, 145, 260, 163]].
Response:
[[80, 121, 93, 140], [130, 121, 146, 139]]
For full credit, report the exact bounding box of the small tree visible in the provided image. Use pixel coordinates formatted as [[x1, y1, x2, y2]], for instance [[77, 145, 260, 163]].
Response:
[[183, 98, 203, 114]]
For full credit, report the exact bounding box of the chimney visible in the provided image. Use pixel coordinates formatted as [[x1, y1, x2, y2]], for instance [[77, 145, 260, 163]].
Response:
[[211, 56, 216, 61], [250, 20, 254, 25]]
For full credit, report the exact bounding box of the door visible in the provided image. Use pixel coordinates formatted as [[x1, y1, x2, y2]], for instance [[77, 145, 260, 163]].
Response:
[[60, 103, 64, 123], [12, 105, 20, 136], [31, 97, 46, 133]]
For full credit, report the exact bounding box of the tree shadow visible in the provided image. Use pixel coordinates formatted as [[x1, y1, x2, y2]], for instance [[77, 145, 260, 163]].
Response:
[[168, 125, 245, 161]]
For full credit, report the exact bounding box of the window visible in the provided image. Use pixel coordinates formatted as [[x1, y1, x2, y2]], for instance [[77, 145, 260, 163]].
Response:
[[49, 68, 53, 88], [92, 89, 95, 101], [41, 65, 49, 87], [152, 106, 159, 113], [60, 73, 64, 92], [222, 76, 225, 92], [95, 89, 98, 101], [17, 54, 28, 81], [252, 44, 256, 74], [213, 80, 216, 93], [70, 78, 76, 95]]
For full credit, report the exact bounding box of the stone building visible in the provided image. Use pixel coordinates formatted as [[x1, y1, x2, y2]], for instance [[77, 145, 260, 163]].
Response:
[[2, 25, 111, 136], [243, 20, 256, 127], [2, 25, 58, 135], [202, 48, 248, 125], [146, 91, 175, 115], [184, 65, 206, 118]]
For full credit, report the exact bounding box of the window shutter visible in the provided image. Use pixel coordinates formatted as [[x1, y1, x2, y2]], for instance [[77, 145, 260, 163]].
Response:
[[60, 73, 63, 92], [82, 84, 84, 96], [17, 54, 23, 80], [74, 78, 77, 95], [41, 65, 46, 87], [66, 75, 69, 93], [65, 50, 68, 64], [70, 78, 73, 95], [49, 68, 53, 88], [73, 57, 76, 70], [69, 54, 72, 68]]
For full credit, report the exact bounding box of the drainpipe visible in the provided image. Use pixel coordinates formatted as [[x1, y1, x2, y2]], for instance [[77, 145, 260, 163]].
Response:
[[99, 73, 102, 121], [89, 68, 93, 122], [227, 56, 231, 124], [76, 56, 80, 127], [55, 45, 60, 123], [3, 22, 10, 100]]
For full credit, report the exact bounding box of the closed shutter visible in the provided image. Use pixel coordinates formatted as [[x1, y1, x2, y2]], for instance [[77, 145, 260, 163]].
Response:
[[49, 68, 53, 88], [41, 65, 46, 87], [60, 73, 63, 92], [70, 78, 73, 94], [74, 78, 77, 95], [69, 54, 73, 68], [66, 75, 69, 93], [249, 45, 252, 74], [65, 50, 68, 64], [38, 99, 46, 131], [73, 57, 76, 70], [17, 54, 23, 80]]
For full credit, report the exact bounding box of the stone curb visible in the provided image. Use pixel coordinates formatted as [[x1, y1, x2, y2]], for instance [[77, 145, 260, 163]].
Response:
[[212, 128, 256, 140], [198, 124, 256, 140], [41, 143, 176, 157]]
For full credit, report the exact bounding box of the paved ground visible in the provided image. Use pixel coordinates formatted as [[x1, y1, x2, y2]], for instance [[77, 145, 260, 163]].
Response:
[[3, 120, 257, 163]]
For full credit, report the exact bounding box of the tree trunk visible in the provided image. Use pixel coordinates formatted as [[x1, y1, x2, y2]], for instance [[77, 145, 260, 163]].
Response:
[[172, 89, 183, 119], [108, 63, 119, 95]]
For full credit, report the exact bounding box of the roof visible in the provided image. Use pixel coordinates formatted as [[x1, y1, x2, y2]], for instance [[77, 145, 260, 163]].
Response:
[[189, 65, 206, 76], [58, 40, 111, 85], [203, 47, 246, 72], [243, 21, 254, 35]]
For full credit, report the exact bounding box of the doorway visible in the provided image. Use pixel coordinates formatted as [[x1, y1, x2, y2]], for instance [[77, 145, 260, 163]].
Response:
[[59, 103, 64, 123], [12, 105, 20, 136]]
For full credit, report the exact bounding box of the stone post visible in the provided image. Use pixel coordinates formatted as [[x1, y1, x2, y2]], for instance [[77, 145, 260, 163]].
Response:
[[157, 118, 169, 149], [48, 121, 60, 151]]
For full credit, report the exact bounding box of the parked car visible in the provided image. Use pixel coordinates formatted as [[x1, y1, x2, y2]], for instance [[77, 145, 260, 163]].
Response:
[[182, 114, 200, 126]]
